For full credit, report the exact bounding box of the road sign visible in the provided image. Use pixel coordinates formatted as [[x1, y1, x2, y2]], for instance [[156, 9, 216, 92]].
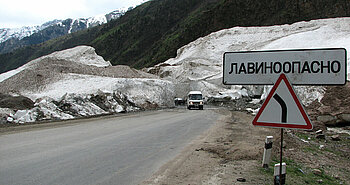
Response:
[[223, 48, 347, 85], [252, 74, 313, 130]]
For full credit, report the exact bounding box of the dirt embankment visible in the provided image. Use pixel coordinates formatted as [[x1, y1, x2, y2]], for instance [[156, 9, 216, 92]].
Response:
[[307, 83, 350, 130]]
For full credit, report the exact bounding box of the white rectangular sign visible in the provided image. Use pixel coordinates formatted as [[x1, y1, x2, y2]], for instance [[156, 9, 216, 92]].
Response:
[[223, 48, 347, 85]]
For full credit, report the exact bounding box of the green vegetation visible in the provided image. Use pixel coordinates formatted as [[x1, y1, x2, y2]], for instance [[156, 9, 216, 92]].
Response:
[[1, 0, 350, 73], [259, 131, 350, 184], [260, 157, 339, 185]]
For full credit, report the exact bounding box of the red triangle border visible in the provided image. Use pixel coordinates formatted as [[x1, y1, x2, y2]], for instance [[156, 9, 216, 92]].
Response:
[[252, 74, 313, 130]]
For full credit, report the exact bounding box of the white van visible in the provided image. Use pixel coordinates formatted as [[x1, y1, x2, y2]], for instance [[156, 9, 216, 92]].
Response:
[[187, 91, 203, 110]]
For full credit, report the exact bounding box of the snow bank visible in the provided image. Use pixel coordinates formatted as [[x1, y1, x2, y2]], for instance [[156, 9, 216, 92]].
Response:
[[147, 17, 350, 104], [24, 73, 175, 108], [3, 73, 174, 123], [0, 45, 172, 123], [8, 92, 139, 124], [0, 67, 27, 83]]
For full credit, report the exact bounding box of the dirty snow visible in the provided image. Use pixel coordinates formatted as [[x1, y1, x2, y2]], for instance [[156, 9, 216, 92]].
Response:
[[24, 73, 175, 107], [0, 46, 171, 123], [0, 46, 111, 83], [42, 45, 111, 67], [147, 17, 350, 104], [0, 67, 27, 83]]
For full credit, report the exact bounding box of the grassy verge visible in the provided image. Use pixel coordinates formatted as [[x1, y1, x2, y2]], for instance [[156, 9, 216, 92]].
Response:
[[260, 157, 339, 185], [258, 129, 350, 184]]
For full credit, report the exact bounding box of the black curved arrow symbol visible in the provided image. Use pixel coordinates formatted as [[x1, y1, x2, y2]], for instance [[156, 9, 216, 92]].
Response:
[[273, 94, 287, 123]]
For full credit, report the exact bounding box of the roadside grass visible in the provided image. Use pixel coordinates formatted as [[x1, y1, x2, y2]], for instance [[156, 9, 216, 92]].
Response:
[[302, 132, 350, 159], [294, 132, 315, 141], [258, 131, 350, 184], [259, 157, 339, 185]]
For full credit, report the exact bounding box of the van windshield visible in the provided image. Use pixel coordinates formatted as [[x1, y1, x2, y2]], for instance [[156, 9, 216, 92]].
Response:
[[189, 94, 202, 100]]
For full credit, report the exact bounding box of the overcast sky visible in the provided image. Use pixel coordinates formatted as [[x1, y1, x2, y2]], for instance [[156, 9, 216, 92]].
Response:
[[0, 0, 148, 28]]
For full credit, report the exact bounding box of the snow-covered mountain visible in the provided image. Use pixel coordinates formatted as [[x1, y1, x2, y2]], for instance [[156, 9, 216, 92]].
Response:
[[0, 9, 129, 54], [0, 25, 49, 43], [0, 9, 127, 43]]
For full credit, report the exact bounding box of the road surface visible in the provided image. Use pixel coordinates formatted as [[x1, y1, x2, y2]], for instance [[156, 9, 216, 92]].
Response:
[[0, 109, 220, 185]]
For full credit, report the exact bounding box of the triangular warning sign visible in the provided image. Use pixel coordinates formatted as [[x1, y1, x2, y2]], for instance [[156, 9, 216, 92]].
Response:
[[253, 74, 313, 130]]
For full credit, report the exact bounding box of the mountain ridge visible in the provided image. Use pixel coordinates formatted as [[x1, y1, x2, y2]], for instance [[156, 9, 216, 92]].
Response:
[[0, 9, 129, 54]]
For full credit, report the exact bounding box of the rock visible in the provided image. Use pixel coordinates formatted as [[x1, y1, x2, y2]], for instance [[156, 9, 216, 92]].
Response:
[[312, 121, 327, 131], [237, 178, 246, 182], [316, 134, 325, 139], [318, 105, 332, 114], [7, 117, 14, 122], [331, 134, 341, 141], [195, 148, 204, 151], [317, 115, 337, 126], [0, 117, 6, 124], [0, 93, 34, 110], [339, 114, 350, 122], [317, 179, 323, 183], [312, 169, 323, 176], [282, 141, 287, 148], [298, 168, 305, 174]]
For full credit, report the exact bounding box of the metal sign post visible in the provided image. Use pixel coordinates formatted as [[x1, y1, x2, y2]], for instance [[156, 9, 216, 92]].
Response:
[[278, 128, 284, 185]]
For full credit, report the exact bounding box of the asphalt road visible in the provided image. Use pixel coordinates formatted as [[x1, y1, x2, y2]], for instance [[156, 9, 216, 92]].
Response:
[[0, 109, 220, 185]]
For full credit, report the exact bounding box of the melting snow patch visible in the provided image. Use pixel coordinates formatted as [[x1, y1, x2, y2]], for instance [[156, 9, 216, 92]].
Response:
[[246, 108, 260, 115]]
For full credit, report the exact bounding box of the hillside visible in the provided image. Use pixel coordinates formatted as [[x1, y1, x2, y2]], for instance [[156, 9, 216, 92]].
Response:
[[1, 0, 350, 73]]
